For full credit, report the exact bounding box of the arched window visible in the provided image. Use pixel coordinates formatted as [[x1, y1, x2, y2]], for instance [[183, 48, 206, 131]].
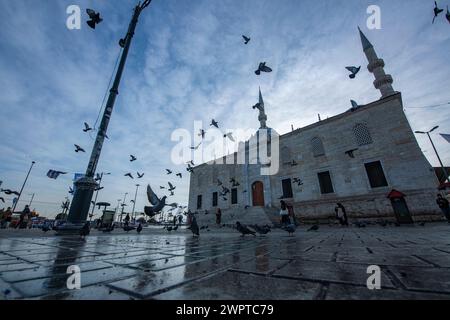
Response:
[[353, 123, 373, 146], [311, 137, 325, 157]]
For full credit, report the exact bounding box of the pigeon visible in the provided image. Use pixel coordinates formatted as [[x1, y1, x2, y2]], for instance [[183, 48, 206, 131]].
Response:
[[176, 173, 182, 178], [253, 224, 271, 235], [83, 122, 92, 133], [186, 160, 195, 166], [217, 179, 223, 186], [282, 224, 296, 236], [255, 62, 272, 75], [221, 186, 230, 195], [0, 197, 4, 203], [236, 222, 256, 236], [68, 187, 74, 195], [46, 170, 67, 179], [168, 182, 176, 192], [345, 148, 358, 159], [210, 119, 219, 128], [86, 9, 103, 29], [1, 189, 20, 196], [137, 223, 143, 233], [123, 225, 135, 232], [124, 173, 134, 179], [137, 172, 144, 179], [74, 144, 85, 153], [244, 205, 250, 210], [198, 129, 206, 139], [242, 35, 251, 44], [94, 186, 104, 192], [166, 169, 173, 175], [160, 186, 165, 189], [350, 100, 360, 112], [169, 191, 175, 196], [144, 184, 167, 217], [345, 66, 361, 79], [447, 6, 450, 23], [95, 173, 102, 181], [252, 102, 263, 111], [190, 142, 202, 150], [433, 1, 444, 24], [130, 155, 137, 162], [188, 216, 200, 237], [79, 222, 91, 239], [224, 132, 235, 142], [307, 225, 319, 232], [292, 178, 303, 187], [419, 222, 426, 227]]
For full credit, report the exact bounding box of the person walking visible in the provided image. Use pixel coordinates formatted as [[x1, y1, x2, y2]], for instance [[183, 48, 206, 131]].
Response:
[[436, 194, 450, 223], [216, 208, 222, 225], [280, 200, 290, 225], [4, 207, 12, 229], [124, 213, 130, 227], [335, 203, 349, 226]]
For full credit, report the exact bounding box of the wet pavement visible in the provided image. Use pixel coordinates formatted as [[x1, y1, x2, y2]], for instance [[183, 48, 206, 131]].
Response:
[[1, 223, 450, 300]]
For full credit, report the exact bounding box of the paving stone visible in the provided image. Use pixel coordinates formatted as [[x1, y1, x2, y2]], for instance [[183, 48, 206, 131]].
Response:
[[33, 284, 135, 300], [389, 266, 450, 293]]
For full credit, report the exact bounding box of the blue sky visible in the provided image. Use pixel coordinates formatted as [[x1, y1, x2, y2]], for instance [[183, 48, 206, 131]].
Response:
[[0, 0, 449, 218]]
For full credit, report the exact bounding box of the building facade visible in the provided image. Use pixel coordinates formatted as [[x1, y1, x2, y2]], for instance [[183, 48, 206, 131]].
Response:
[[188, 29, 441, 225]]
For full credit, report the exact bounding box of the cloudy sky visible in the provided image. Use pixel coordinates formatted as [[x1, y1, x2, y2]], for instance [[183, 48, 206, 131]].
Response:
[[0, 0, 449, 218]]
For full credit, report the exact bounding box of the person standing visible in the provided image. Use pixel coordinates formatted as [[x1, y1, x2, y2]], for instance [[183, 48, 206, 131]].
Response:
[[124, 213, 130, 227], [216, 208, 222, 225], [4, 207, 12, 229], [280, 200, 290, 225], [436, 194, 450, 223], [335, 203, 349, 226], [178, 215, 183, 225]]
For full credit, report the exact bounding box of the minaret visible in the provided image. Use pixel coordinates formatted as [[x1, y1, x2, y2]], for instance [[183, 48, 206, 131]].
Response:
[[258, 87, 267, 129], [358, 27, 395, 99]]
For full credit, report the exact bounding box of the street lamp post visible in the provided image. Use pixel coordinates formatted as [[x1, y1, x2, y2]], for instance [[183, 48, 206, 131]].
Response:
[[132, 184, 140, 220], [415, 126, 449, 183], [58, 0, 154, 233], [120, 192, 128, 223], [12, 161, 35, 213]]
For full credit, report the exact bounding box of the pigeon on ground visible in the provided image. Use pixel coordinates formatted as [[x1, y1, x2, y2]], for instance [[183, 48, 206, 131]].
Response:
[[282, 224, 296, 236], [345, 148, 358, 159], [198, 129, 206, 139], [86, 9, 103, 29], [137, 223, 143, 233], [447, 6, 450, 23], [253, 224, 271, 235], [79, 222, 91, 239], [137, 172, 144, 179], [244, 205, 250, 210], [176, 173, 182, 178], [83, 122, 92, 132], [242, 35, 251, 44], [236, 222, 256, 236], [346, 66, 361, 79], [130, 155, 137, 162], [210, 119, 219, 128], [144, 184, 167, 217], [188, 216, 200, 237], [433, 1, 444, 24], [419, 222, 426, 227], [190, 142, 202, 150], [74, 144, 85, 153], [168, 182, 176, 192], [307, 225, 319, 232], [124, 173, 134, 179], [123, 225, 136, 232], [224, 132, 235, 142], [255, 62, 273, 75]]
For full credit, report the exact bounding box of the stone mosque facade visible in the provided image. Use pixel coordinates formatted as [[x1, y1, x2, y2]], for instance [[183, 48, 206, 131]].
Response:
[[188, 28, 441, 225]]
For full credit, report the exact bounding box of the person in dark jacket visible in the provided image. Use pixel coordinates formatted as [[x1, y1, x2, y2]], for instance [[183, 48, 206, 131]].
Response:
[[436, 194, 450, 223], [216, 208, 222, 225], [335, 203, 349, 226]]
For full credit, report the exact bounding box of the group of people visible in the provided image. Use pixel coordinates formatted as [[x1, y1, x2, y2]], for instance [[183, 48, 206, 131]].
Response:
[[279, 200, 348, 227], [0, 205, 32, 229]]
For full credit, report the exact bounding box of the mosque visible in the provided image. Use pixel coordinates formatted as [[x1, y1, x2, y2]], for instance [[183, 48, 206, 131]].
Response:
[[187, 28, 441, 225]]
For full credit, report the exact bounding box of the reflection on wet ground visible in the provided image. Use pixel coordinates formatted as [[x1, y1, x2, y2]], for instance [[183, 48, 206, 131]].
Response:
[[1, 223, 450, 300]]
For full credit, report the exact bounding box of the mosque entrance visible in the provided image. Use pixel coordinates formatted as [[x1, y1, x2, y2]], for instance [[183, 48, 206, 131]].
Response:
[[252, 181, 265, 207]]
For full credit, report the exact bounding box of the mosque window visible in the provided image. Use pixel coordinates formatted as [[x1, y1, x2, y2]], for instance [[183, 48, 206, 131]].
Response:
[[365, 161, 388, 188], [282, 179, 293, 198], [197, 195, 202, 210], [212, 192, 218, 207], [311, 137, 325, 157], [318, 171, 334, 194], [231, 188, 238, 204], [353, 123, 373, 146]]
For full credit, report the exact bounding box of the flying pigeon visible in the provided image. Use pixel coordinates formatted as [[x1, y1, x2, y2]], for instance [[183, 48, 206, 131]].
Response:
[[292, 178, 303, 186], [224, 132, 235, 142], [242, 35, 251, 44], [46, 170, 67, 179], [137, 172, 144, 179], [176, 173, 182, 178], [137, 223, 143, 233], [433, 1, 444, 24], [186, 160, 195, 166], [345, 148, 358, 159], [0, 197, 4, 203], [74, 144, 85, 153], [307, 225, 319, 232], [68, 187, 74, 195], [86, 9, 103, 29], [83, 122, 92, 132], [345, 66, 361, 79], [144, 184, 167, 217], [188, 216, 200, 237], [198, 129, 206, 139], [190, 142, 202, 150], [94, 173, 102, 181], [350, 100, 359, 111], [166, 169, 172, 175], [252, 102, 263, 111], [124, 173, 134, 179], [168, 182, 176, 192], [160, 186, 165, 189], [447, 6, 450, 23], [283, 223, 296, 236], [210, 119, 219, 128], [1, 189, 20, 196], [130, 155, 137, 162], [255, 62, 272, 75], [236, 222, 256, 236]]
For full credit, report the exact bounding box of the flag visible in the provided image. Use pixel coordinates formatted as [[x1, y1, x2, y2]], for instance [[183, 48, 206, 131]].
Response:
[[440, 134, 450, 144], [47, 170, 67, 179]]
